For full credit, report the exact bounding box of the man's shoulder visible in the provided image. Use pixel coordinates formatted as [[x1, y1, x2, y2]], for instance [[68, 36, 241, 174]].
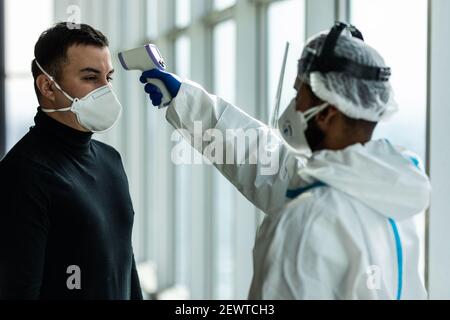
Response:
[[0, 132, 54, 178], [283, 185, 358, 226], [91, 139, 122, 161], [2, 132, 39, 166], [308, 186, 367, 222]]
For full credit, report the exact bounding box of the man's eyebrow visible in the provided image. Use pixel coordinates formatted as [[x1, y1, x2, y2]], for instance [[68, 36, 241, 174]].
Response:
[[80, 68, 115, 74]]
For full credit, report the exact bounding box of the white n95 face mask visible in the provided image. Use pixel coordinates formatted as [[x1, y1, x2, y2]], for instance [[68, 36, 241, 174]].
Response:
[[35, 60, 123, 133], [278, 98, 328, 155]]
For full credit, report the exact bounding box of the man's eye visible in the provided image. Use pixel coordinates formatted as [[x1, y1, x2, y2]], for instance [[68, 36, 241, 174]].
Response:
[[83, 76, 113, 82]]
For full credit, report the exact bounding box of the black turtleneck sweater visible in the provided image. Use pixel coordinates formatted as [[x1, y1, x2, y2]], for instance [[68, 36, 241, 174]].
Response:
[[0, 108, 142, 300]]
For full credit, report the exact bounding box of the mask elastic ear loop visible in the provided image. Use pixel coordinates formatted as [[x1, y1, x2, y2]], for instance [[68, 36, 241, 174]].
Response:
[[34, 59, 75, 102], [41, 106, 73, 113], [304, 103, 329, 122]]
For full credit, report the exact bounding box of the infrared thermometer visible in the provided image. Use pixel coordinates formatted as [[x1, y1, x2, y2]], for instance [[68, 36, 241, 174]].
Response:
[[118, 44, 172, 108]]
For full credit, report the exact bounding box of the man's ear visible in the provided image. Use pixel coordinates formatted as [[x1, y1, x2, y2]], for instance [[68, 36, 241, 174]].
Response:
[[316, 105, 339, 129], [36, 74, 57, 102]]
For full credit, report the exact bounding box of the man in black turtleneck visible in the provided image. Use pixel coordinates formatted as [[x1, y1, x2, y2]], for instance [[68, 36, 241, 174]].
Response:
[[0, 23, 142, 300]]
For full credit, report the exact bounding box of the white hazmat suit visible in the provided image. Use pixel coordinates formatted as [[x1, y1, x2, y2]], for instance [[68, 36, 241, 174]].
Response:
[[165, 79, 431, 300]]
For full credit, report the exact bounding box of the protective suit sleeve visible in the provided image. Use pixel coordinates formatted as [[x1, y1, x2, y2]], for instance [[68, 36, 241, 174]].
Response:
[[165, 79, 306, 214]]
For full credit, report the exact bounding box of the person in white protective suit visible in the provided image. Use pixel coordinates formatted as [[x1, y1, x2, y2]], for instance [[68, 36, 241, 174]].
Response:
[[139, 22, 431, 300]]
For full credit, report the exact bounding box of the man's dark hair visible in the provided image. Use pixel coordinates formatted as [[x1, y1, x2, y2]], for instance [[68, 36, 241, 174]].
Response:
[[32, 22, 109, 101]]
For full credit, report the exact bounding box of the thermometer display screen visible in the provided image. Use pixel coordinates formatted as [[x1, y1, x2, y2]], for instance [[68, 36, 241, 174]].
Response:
[[150, 46, 166, 69]]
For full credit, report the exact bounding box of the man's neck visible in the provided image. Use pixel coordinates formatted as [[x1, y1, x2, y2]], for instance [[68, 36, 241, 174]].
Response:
[[41, 107, 89, 133]]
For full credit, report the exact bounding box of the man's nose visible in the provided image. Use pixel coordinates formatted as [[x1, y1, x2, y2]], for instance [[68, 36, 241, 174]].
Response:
[[99, 78, 110, 86]]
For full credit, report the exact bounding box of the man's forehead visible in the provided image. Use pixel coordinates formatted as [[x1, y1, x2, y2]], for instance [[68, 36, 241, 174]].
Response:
[[65, 45, 113, 71]]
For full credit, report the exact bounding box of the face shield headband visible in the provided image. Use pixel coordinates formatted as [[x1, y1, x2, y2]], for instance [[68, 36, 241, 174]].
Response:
[[297, 22, 392, 84]]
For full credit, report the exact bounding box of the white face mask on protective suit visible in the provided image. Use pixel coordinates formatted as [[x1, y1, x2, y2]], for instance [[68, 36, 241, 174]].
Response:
[[277, 98, 328, 155], [35, 60, 122, 133]]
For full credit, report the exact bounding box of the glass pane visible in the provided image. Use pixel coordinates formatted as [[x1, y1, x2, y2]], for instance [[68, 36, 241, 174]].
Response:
[[214, 20, 236, 104], [174, 156, 192, 287], [5, 0, 54, 74], [351, 0, 427, 161], [212, 19, 236, 299], [213, 0, 236, 11], [351, 0, 428, 280], [5, 0, 53, 152], [267, 0, 305, 123], [175, 36, 190, 78], [147, 0, 158, 39], [5, 78, 38, 151], [176, 0, 191, 28], [174, 35, 192, 288]]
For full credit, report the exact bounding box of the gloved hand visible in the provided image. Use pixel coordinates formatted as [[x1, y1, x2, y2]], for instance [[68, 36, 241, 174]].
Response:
[[139, 69, 182, 107]]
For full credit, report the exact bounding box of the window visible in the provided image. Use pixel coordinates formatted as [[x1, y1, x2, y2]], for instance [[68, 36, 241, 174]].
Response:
[[267, 0, 305, 122], [147, 0, 158, 39], [213, 0, 236, 11], [351, 0, 428, 161], [174, 35, 192, 288], [175, 36, 191, 79], [351, 0, 428, 279], [4, 0, 53, 151], [176, 0, 190, 28], [213, 20, 236, 104], [212, 19, 236, 299]]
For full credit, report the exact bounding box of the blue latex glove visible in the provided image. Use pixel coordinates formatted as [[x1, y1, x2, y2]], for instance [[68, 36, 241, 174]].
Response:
[[140, 69, 182, 107]]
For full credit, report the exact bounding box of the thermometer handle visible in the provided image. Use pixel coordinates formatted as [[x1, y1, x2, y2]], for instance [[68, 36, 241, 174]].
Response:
[[147, 77, 173, 109]]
